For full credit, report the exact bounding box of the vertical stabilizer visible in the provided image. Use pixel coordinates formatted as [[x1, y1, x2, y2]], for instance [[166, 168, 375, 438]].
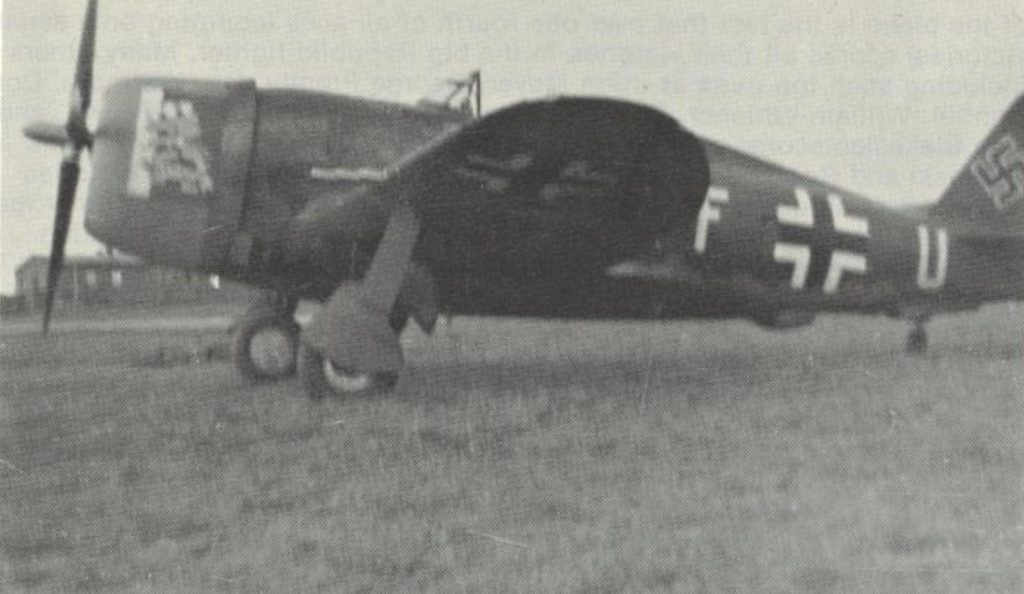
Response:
[[930, 94, 1024, 236]]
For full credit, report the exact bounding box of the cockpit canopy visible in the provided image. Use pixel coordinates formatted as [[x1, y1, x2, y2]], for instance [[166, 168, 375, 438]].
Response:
[[416, 71, 481, 118]]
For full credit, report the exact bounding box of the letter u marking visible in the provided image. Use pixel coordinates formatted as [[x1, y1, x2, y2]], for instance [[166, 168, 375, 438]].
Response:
[[916, 226, 948, 290]]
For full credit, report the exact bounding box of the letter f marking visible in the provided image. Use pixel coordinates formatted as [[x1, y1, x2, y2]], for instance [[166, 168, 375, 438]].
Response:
[[695, 186, 729, 254]]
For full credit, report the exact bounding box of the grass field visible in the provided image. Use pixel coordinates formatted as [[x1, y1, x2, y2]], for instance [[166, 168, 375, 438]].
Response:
[[1, 304, 1021, 592]]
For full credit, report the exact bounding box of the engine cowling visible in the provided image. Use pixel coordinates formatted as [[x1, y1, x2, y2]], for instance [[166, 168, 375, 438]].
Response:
[[84, 77, 257, 273]]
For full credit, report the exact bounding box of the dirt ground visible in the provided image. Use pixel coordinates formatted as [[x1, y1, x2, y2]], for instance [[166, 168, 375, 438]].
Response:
[[1, 304, 1021, 592]]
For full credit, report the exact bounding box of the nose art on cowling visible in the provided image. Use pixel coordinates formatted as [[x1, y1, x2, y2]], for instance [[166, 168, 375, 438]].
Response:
[[84, 77, 256, 273]]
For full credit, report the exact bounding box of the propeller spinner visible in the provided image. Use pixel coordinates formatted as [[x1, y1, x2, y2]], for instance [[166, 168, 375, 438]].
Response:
[[24, 0, 97, 334]]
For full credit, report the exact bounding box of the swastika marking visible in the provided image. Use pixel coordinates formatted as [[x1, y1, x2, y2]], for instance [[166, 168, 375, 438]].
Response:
[[970, 134, 1024, 211]]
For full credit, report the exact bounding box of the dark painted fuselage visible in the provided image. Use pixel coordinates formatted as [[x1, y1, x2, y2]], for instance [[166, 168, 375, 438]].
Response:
[[680, 142, 1024, 323], [85, 77, 466, 295], [429, 139, 1024, 324], [83, 78, 1024, 325]]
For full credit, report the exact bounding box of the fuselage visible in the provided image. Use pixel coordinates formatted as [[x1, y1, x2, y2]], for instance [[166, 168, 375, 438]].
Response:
[[685, 142, 1024, 321], [83, 77, 1024, 325]]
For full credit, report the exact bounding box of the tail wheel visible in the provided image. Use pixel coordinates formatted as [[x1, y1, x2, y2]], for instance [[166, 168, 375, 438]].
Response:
[[233, 315, 299, 381], [905, 326, 928, 355], [297, 344, 399, 400]]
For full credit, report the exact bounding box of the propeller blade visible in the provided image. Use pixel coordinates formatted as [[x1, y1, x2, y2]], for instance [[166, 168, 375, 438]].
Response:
[[42, 156, 81, 334], [67, 0, 97, 135], [40, 1, 98, 334]]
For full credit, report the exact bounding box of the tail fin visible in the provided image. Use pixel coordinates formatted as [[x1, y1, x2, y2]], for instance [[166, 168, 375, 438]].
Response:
[[929, 93, 1024, 237]]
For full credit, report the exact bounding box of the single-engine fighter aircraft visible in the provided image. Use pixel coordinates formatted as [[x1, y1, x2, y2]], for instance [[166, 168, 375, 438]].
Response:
[[26, 1, 1024, 399]]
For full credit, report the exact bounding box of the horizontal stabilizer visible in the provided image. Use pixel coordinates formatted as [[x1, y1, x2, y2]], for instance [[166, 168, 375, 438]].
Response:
[[955, 233, 1024, 256]]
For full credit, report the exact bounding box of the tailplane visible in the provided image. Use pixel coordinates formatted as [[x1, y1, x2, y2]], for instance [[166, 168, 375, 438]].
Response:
[[929, 93, 1024, 237]]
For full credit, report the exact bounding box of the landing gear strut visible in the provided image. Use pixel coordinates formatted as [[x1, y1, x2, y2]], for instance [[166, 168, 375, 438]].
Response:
[[298, 203, 422, 401], [905, 318, 928, 355], [297, 308, 408, 400], [232, 293, 299, 381]]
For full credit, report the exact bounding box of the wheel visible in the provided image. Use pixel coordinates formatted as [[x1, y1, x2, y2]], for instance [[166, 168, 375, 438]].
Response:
[[297, 344, 399, 400], [905, 326, 927, 355], [232, 315, 299, 381]]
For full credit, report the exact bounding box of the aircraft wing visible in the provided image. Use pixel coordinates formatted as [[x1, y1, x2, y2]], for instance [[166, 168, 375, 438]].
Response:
[[396, 97, 705, 205], [299, 96, 712, 284], [303, 97, 711, 373]]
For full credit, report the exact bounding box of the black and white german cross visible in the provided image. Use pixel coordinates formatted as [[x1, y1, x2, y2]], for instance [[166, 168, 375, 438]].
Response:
[[772, 187, 869, 294]]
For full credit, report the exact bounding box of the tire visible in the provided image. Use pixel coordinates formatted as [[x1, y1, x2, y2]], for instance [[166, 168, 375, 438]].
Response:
[[232, 315, 300, 381], [297, 344, 398, 400]]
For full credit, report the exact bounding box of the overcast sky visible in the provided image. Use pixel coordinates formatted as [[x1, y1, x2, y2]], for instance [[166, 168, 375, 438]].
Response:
[[2, 0, 1022, 292]]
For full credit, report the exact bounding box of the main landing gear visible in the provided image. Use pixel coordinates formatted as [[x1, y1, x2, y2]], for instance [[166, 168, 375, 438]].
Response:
[[296, 203, 423, 401], [232, 293, 300, 381], [297, 311, 408, 400], [297, 345, 398, 400], [232, 292, 411, 399], [905, 317, 929, 355], [238, 204, 424, 400]]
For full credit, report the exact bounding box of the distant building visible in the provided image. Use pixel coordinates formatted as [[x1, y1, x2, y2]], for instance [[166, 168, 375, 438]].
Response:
[[12, 254, 251, 314], [0, 294, 26, 317]]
